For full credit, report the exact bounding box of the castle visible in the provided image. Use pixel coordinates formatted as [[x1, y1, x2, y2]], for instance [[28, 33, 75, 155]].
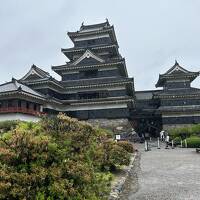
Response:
[[0, 20, 199, 135]]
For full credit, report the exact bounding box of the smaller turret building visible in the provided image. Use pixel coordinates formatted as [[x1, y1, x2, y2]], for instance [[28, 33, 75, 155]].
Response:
[[134, 61, 200, 133], [155, 61, 200, 130]]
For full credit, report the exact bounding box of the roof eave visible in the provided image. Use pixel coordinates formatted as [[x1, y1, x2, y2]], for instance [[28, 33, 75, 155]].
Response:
[[0, 90, 46, 102]]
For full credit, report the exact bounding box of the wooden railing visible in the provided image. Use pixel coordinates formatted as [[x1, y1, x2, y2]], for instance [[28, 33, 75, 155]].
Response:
[[0, 107, 45, 116]]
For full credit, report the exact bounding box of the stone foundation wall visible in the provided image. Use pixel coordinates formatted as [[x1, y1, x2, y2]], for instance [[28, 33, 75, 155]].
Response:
[[87, 118, 133, 133], [0, 113, 40, 122], [163, 124, 194, 131]]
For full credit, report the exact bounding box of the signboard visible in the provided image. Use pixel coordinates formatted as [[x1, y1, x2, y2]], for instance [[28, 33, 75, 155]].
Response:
[[115, 134, 121, 140]]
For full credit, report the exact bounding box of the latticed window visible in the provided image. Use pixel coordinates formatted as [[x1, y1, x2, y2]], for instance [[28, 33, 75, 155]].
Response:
[[87, 39, 96, 45], [18, 100, 21, 108], [8, 100, 13, 107], [79, 70, 98, 79], [99, 91, 109, 98]]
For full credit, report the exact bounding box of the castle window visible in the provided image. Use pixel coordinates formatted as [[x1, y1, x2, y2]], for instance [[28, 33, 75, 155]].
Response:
[[8, 100, 13, 108], [80, 70, 98, 79], [18, 100, 21, 108], [85, 70, 98, 78], [26, 102, 29, 109], [87, 39, 96, 45]]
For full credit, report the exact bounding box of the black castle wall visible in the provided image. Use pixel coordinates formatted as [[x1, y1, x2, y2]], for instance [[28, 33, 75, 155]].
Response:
[[65, 107, 130, 120], [165, 81, 190, 89], [62, 68, 120, 81], [161, 99, 200, 106]]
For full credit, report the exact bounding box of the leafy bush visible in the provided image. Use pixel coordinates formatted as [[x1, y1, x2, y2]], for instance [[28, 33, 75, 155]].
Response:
[[190, 124, 200, 136], [169, 126, 192, 139], [185, 136, 200, 148], [0, 113, 132, 199], [0, 120, 19, 132], [173, 137, 181, 145], [96, 140, 131, 172], [169, 124, 200, 141], [117, 141, 134, 153]]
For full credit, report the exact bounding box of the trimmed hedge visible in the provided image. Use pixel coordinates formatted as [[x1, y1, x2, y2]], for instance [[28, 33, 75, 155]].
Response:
[[186, 136, 200, 148], [169, 124, 200, 139]]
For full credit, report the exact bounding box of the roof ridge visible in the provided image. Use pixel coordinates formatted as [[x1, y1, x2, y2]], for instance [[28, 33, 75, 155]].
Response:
[[163, 61, 195, 75], [62, 42, 118, 52], [32, 64, 50, 76], [80, 19, 110, 30], [68, 25, 114, 36]]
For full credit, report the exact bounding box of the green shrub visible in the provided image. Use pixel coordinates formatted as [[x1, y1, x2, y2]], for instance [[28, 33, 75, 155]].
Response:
[[169, 124, 200, 139], [96, 140, 131, 172], [117, 141, 134, 153], [190, 124, 200, 136], [0, 120, 19, 132], [0, 113, 130, 200], [169, 126, 192, 139], [186, 136, 200, 148], [173, 137, 181, 145]]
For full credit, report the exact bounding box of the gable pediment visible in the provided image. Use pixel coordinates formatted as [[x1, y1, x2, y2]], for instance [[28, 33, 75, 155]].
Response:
[[21, 69, 44, 81], [20, 65, 50, 81], [167, 65, 188, 75], [164, 61, 191, 76], [72, 50, 105, 66]]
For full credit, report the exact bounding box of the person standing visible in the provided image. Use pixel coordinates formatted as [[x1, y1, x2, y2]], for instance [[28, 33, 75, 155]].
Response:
[[160, 130, 164, 142], [165, 134, 170, 149]]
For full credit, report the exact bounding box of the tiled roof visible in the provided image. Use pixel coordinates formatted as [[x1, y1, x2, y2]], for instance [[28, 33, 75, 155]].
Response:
[[162, 61, 198, 76], [20, 64, 50, 81], [62, 77, 133, 87], [68, 20, 111, 36], [156, 61, 199, 87], [61, 43, 118, 53], [80, 20, 110, 31], [52, 58, 124, 71], [0, 78, 45, 98], [135, 90, 161, 100], [155, 87, 200, 97], [32, 64, 50, 77]]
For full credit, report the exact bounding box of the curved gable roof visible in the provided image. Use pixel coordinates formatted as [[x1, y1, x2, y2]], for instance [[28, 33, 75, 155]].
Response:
[[20, 64, 50, 81], [0, 78, 45, 99]]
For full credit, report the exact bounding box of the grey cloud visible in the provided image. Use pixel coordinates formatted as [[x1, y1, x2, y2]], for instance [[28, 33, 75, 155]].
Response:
[[0, 0, 200, 90]]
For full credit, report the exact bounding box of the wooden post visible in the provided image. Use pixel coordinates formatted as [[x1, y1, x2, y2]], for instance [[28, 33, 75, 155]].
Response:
[[145, 140, 148, 151], [185, 139, 187, 148], [145, 140, 147, 151], [181, 140, 183, 148], [157, 137, 160, 149], [172, 140, 174, 149]]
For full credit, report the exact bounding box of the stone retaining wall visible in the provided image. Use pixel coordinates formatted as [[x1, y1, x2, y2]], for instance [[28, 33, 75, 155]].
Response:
[[163, 124, 194, 131], [109, 152, 137, 200], [87, 118, 133, 133]]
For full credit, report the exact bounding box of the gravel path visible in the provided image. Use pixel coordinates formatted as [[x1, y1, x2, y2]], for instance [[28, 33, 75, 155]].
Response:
[[120, 143, 200, 200]]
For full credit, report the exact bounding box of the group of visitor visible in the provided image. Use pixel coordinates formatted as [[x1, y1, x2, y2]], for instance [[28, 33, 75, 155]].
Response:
[[160, 130, 170, 148]]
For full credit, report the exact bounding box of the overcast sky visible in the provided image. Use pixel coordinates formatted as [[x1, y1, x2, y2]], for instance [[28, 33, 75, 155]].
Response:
[[0, 0, 200, 90]]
